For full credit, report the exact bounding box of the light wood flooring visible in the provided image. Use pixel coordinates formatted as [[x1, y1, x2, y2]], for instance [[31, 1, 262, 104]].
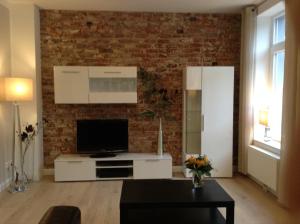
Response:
[[0, 174, 293, 224]]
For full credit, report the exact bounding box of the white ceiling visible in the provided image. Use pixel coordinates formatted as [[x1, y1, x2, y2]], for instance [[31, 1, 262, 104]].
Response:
[[7, 0, 265, 13]]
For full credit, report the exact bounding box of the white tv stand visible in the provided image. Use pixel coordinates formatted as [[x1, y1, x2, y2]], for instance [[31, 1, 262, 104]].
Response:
[[54, 153, 172, 182]]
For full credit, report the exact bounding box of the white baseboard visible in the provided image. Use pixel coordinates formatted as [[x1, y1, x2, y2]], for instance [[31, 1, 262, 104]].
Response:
[[0, 178, 11, 192]]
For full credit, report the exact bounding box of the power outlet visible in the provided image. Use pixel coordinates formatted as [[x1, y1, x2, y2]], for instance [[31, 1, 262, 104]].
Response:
[[5, 161, 12, 171]]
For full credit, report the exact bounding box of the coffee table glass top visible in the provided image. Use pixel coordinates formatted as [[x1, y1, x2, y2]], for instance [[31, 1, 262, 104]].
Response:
[[120, 179, 234, 207]]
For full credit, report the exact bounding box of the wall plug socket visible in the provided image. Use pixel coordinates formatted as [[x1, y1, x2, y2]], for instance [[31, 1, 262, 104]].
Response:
[[5, 161, 12, 171]]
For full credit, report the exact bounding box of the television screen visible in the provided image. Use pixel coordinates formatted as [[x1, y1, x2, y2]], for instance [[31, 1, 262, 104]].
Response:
[[77, 119, 128, 154]]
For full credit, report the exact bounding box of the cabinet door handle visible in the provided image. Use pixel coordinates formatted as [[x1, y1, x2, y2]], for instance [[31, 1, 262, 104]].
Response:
[[145, 159, 160, 162], [104, 71, 122, 74], [62, 71, 80, 74], [201, 114, 204, 132], [67, 161, 83, 163]]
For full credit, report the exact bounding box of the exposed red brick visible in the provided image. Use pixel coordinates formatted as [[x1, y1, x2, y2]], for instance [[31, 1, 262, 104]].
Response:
[[40, 10, 241, 168]]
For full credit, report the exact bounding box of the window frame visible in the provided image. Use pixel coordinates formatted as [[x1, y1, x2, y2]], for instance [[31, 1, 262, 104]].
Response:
[[272, 12, 286, 45], [270, 12, 285, 84], [269, 11, 285, 144], [253, 11, 285, 155]]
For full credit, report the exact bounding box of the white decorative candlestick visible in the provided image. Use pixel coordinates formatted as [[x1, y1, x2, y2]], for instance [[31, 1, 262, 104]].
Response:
[[157, 118, 163, 156]]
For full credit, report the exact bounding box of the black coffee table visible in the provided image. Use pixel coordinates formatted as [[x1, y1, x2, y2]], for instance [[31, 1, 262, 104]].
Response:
[[120, 179, 234, 224]]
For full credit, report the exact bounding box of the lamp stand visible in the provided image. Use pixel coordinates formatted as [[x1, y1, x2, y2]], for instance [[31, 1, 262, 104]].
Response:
[[264, 126, 270, 142], [8, 103, 16, 193], [8, 102, 26, 193]]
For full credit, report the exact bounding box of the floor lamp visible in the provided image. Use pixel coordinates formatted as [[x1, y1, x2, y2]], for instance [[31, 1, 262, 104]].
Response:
[[0, 77, 33, 193]]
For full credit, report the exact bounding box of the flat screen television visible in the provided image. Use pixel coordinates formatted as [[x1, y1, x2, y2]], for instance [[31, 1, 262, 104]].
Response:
[[77, 119, 128, 156]]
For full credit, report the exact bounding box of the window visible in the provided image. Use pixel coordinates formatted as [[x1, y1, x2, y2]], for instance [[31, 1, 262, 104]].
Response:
[[270, 14, 285, 143], [273, 14, 285, 44], [254, 10, 285, 154]]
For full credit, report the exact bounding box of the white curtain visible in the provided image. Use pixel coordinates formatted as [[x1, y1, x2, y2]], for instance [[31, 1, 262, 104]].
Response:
[[238, 7, 257, 174], [278, 0, 300, 221]]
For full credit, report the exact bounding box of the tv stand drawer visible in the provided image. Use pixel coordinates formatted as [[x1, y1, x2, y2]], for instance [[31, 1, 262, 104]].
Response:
[[133, 159, 172, 179], [55, 160, 96, 181]]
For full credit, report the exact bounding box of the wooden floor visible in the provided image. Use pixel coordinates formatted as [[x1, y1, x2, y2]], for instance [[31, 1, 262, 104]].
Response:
[[0, 174, 292, 224]]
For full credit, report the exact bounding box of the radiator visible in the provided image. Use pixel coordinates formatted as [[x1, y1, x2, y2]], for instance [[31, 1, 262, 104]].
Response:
[[248, 145, 280, 192]]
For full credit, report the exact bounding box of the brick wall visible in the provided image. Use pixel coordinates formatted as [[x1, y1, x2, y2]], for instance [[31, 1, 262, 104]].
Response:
[[40, 10, 241, 168]]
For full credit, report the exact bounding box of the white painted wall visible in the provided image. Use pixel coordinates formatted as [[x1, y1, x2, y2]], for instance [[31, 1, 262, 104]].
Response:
[[0, 2, 43, 191], [9, 2, 43, 181], [0, 2, 13, 191]]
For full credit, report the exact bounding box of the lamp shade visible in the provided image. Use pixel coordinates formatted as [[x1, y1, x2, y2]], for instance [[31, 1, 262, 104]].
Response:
[[259, 109, 269, 127], [0, 77, 33, 102]]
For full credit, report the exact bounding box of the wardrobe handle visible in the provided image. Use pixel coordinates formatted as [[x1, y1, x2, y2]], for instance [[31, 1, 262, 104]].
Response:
[[201, 114, 204, 132]]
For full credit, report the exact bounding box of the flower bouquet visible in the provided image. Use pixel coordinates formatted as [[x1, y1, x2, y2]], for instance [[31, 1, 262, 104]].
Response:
[[185, 155, 213, 188]]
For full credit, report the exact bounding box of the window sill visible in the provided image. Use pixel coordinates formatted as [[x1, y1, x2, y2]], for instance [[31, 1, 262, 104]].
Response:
[[252, 138, 281, 156], [249, 144, 280, 160]]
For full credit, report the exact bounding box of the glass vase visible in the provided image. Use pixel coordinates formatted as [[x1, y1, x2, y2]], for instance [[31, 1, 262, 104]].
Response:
[[192, 173, 204, 188]]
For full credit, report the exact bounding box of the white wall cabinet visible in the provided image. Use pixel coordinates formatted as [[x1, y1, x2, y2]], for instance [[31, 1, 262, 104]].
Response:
[[53, 66, 137, 104], [54, 66, 89, 103], [183, 66, 234, 177]]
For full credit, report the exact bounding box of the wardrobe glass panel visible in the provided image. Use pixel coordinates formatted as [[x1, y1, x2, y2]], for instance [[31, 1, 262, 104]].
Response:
[[186, 90, 202, 154]]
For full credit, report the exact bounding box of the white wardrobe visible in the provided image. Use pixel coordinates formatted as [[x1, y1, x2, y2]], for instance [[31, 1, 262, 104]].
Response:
[[182, 66, 234, 177]]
